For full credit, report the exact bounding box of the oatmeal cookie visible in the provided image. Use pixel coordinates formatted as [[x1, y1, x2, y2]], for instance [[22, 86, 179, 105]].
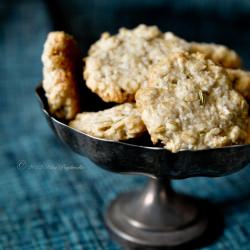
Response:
[[42, 31, 80, 120], [69, 103, 146, 140], [84, 25, 187, 103], [163, 32, 241, 68], [190, 42, 241, 69], [136, 52, 249, 152], [227, 69, 250, 101]]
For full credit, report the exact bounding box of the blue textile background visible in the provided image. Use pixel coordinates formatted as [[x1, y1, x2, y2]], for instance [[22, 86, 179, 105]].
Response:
[[1, 0, 250, 249]]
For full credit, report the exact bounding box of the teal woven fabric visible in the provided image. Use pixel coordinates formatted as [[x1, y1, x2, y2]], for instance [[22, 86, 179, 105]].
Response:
[[1, 0, 250, 249]]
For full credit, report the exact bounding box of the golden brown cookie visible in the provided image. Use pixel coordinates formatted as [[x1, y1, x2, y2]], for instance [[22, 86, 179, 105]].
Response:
[[84, 25, 187, 103], [136, 52, 249, 152], [69, 103, 146, 141], [227, 69, 250, 101], [42, 31, 80, 120], [84, 25, 241, 104], [190, 42, 241, 69], [163, 32, 242, 68]]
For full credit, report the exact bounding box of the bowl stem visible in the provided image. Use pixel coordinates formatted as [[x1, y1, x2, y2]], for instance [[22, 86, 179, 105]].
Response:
[[105, 177, 208, 248]]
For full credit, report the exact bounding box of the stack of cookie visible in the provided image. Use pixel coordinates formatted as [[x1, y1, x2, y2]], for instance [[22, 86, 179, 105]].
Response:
[[41, 24, 250, 152]]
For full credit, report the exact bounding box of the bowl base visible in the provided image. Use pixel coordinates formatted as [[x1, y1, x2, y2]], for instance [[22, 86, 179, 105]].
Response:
[[105, 179, 208, 248]]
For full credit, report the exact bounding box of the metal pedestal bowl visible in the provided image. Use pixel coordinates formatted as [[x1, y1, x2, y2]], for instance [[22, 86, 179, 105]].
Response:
[[36, 85, 250, 249]]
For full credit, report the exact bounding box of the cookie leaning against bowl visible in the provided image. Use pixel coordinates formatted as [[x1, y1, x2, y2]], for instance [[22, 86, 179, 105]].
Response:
[[69, 103, 146, 141], [136, 52, 249, 153], [84, 25, 188, 103], [42, 31, 81, 120]]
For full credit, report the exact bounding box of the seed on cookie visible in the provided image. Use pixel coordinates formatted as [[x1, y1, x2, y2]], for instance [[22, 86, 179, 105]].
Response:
[[136, 52, 249, 152], [69, 103, 146, 141], [42, 31, 81, 120]]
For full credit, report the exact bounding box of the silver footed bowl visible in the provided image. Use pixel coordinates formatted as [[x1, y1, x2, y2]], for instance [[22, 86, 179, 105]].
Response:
[[36, 84, 250, 249]]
